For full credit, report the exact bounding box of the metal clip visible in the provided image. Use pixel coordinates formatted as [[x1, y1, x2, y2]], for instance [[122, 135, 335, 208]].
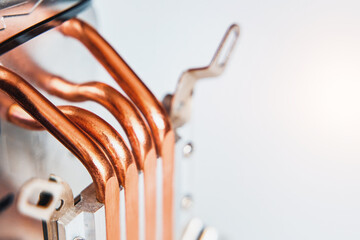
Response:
[[17, 175, 107, 240], [164, 24, 240, 129], [17, 175, 75, 239]]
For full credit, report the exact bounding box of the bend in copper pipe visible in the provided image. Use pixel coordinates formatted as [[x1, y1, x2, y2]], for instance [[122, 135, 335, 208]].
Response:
[[59, 18, 174, 155], [8, 104, 138, 240], [1, 48, 155, 172], [0, 66, 114, 203], [2, 47, 157, 240], [59, 18, 176, 239], [0, 66, 120, 240]]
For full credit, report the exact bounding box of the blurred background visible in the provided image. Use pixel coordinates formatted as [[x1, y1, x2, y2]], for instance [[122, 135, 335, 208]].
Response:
[[92, 0, 360, 239]]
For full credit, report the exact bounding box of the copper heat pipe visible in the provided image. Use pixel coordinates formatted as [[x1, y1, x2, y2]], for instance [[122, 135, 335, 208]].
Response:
[[7, 104, 139, 240], [59, 18, 176, 240], [1, 48, 157, 240], [0, 67, 120, 240]]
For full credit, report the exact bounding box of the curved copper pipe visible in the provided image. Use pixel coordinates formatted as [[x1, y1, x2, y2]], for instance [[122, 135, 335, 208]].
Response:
[[60, 18, 176, 240], [1, 49, 157, 240], [0, 66, 120, 240], [1, 49, 156, 170], [8, 104, 139, 240]]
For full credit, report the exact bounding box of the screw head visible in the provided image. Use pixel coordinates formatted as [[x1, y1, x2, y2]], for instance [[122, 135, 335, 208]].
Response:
[[183, 142, 194, 158], [181, 195, 194, 209]]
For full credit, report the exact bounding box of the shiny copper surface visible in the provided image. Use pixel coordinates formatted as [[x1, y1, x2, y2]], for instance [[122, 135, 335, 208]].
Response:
[[8, 105, 139, 240], [0, 66, 120, 240], [1, 48, 158, 240], [60, 18, 176, 239], [1, 49, 156, 170]]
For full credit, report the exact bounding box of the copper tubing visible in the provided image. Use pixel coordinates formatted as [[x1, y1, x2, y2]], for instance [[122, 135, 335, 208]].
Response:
[[1, 49, 156, 170], [60, 18, 176, 240], [8, 105, 139, 240], [0, 66, 120, 240], [0, 66, 113, 203], [1, 49, 158, 240]]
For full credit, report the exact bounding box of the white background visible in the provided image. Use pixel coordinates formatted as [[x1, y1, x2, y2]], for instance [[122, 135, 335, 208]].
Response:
[[92, 0, 360, 239]]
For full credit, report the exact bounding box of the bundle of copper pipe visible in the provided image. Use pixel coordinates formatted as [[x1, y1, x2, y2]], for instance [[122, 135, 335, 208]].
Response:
[[0, 18, 175, 240]]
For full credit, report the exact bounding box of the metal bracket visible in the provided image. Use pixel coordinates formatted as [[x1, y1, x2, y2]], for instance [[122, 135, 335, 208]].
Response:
[[17, 175, 74, 239], [164, 24, 240, 129], [17, 175, 106, 240], [17, 174, 73, 222]]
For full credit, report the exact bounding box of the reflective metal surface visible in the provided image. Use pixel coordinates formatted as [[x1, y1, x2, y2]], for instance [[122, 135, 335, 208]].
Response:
[[163, 24, 240, 129], [18, 176, 108, 240], [0, 0, 90, 55], [59, 18, 175, 240], [1, 47, 158, 240], [0, 1, 240, 236], [9, 105, 138, 240], [0, 66, 120, 240]]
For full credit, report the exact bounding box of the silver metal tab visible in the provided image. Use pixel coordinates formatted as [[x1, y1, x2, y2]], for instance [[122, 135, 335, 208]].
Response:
[[199, 227, 219, 240], [181, 218, 204, 240], [17, 175, 106, 240], [164, 24, 240, 129]]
